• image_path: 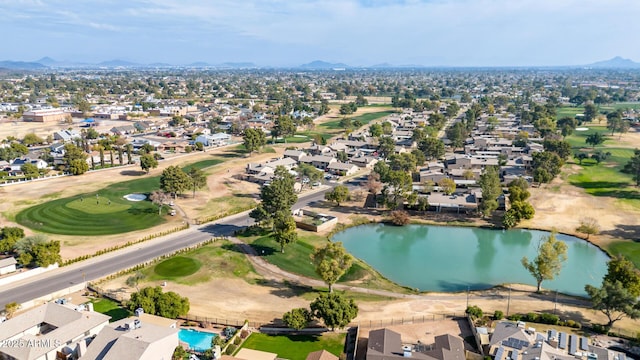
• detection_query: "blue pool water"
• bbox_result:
[178,329,216,351]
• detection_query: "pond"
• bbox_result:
[332,224,608,296]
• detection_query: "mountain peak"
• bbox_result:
[588,56,640,69]
[299,60,349,69]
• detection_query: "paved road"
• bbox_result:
[0,187,332,306]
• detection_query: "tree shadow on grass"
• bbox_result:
[601,224,640,240]
[569,180,630,189]
[120,170,147,176]
[127,207,157,215]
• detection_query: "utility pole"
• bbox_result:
[506,286,512,317]
[466,286,470,309]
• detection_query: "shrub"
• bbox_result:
[466,305,483,319]
[233,336,242,345]
[240,330,249,339]
[562,320,581,329]
[223,326,237,338]
[507,314,522,321]
[225,344,237,355]
[591,324,610,335]
[523,313,539,323]
[389,210,411,226]
[538,313,559,325]
[493,310,504,320]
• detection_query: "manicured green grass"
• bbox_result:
[249,231,325,280]
[143,240,256,285]
[91,298,131,322]
[319,110,395,130]
[556,106,584,120]
[15,159,224,235]
[606,241,640,269]
[597,102,640,111]
[154,257,202,277]
[242,229,412,294]
[568,164,639,199]
[239,332,346,360]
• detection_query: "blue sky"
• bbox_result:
[2,0,639,66]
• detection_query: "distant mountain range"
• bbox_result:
[1,56,640,70]
[585,56,640,69]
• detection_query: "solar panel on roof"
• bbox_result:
[580,337,589,351]
[549,329,557,339]
[558,333,567,349]
[569,335,578,355]
[496,346,505,360]
[511,350,519,360]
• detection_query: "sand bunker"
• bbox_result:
[575,127,589,131]
[123,193,147,201]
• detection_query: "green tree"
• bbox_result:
[173,346,189,360]
[557,117,578,138]
[532,151,563,183]
[63,143,88,175]
[273,214,297,253]
[0,227,25,253]
[282,308,312,330]
[576,217,600,240]
[128,286,189,319]
[478,166,501,218]
[310,293,358,330]
[418,137,445,160]
[187,167,207,198]
[623,149,640,186]
[502,209,519,229]
[126,271,145,290]
[250,166,298,229]
[297,163,324,184]
[21,163,40,179]
[586,132,605,148]
[369,123,383,138]
[585,280,640,330]
[377,136,396,159]
[272,116,296,141]
[311,242,353,293]
[140,153,158,174]
[584,103,598,122]
[438,178,456,195]
[543,139,572,161]
[603,255,640,297]
[22,133,43,146]
[445,122,467,150]
[389,153,417,172]
[14,234,61,268]
[325,185,350,206]
[160,166,192,199]
[243,127,267,154]
[521,232,568,292]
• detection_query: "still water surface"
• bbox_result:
[332,224,608,296]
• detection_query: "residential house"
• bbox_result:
[306,350,339,360]
[327,162,359,176]
[486,321,627,360]
[53,129,81,143]
[110,125,137,136]
[0,302,110,360]
[350,155,378,169]
[195,132,231,147]
[0,257,17,275]
[300,155,336,171]
[365,328,466,360]
[283,149,310,162]
[80,316,178,360]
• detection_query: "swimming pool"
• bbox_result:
[178,329,217,352]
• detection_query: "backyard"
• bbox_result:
[238,332,346,360]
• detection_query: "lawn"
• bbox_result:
[568,162,639,200]
[556,106,584,120]
[154,257,202,277]
[242,229,413,294]
[606,241,640,269]
[319,110,395,130]
[91,298,131,322]
[15,159,224,235]
[142,240,256,285]
[239,332,346,360]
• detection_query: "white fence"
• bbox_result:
[0,263,59,287]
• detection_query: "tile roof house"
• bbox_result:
[80,317,178,360]
[306,349,339,360]
[0,302,110,360]
[366,328,466,360]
